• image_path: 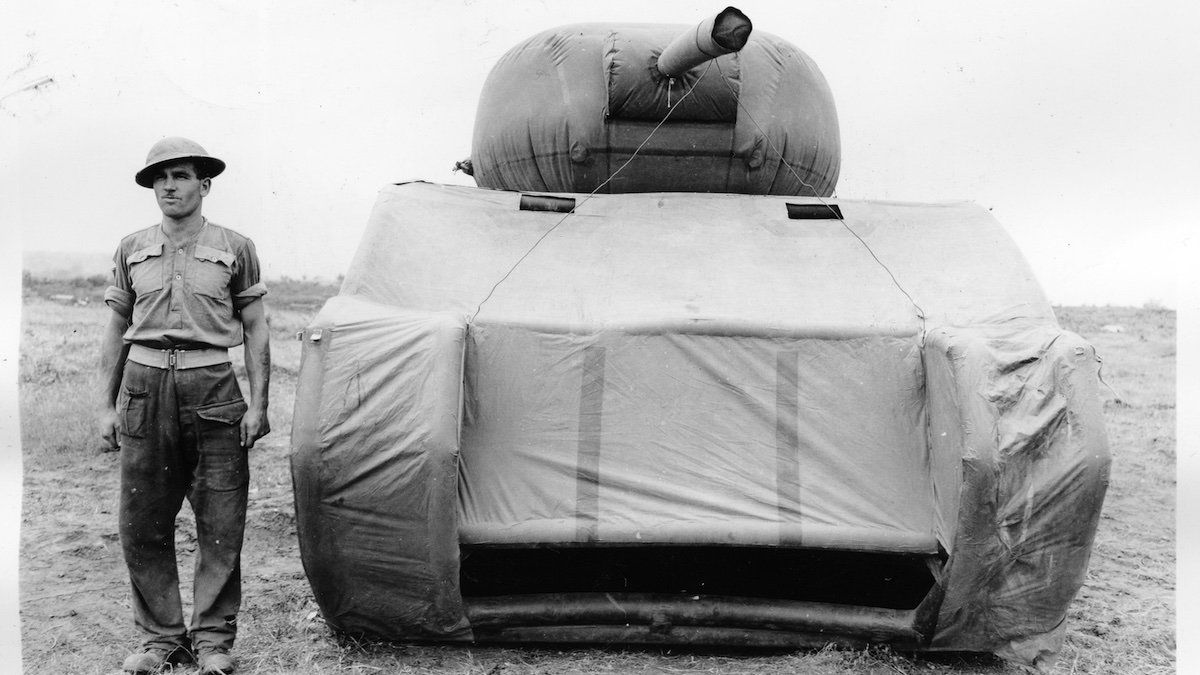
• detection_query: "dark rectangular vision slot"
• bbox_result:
[520,194,576,213]
[460,545,940,611]
[787,203,843,220]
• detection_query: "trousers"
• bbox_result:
[117,360,249,653]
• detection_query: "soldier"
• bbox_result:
[98,137,270,674]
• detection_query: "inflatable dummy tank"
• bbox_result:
[291,8,1109,667]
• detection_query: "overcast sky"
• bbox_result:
[3,0,1197,308]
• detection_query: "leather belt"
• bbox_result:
[127,344,230,370]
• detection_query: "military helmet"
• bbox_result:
[135,136,226,188]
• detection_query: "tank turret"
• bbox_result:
[468,8,840,196]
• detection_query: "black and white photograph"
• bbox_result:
[3,1,1194,673]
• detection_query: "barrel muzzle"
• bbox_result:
[655,6,752,78]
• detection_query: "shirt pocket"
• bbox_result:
[191,244,236,300]
[126,243,165,295]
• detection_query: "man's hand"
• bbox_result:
[99,406,121,452]
[240,406,270,449]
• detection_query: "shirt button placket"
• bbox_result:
[168,245,183,313]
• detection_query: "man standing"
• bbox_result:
[99,137,270,674]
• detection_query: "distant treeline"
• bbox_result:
[22,272,342,311]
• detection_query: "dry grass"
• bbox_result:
[1051,306,1176,675]
[18,285,1175,674]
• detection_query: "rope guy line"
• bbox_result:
[713,59,927,344]
[468,62,716,324]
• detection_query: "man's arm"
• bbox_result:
[239,298,271,448]
[98,310,131,451]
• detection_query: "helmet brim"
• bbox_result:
[135,155,226,188]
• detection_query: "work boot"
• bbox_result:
[122,645,193,673]
[198,649,237,674]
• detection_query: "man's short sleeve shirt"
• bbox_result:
[104,221,267,348]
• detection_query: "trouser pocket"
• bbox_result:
[119,389,150,438]
[194,399,249,492]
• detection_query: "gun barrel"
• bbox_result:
[656,6,753,78]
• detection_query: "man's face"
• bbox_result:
[152,161,209,219]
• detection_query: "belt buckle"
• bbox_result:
[168,349,178,369]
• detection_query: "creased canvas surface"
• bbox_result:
[291,183,1107,662]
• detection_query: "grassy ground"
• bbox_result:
[18,277,1175,674]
